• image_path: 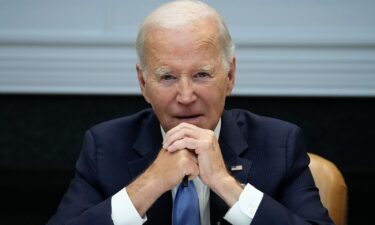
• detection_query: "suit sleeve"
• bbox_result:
[46,130,114,225]
[250,126,334,225]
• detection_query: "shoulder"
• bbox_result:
[224,109,308,180]
[226,108,299,133]
[223,109,303,149]
[88,108,156,140]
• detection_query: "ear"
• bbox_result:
[136,64,151,103]
[226,57,236,96]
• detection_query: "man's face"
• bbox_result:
[137,19,235,132]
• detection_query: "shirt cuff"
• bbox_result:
[111,188,147,225]
[224,183,263,225]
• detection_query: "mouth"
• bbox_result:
[176,115,200,119]
[174,114,203,123]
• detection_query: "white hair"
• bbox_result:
[136,0,235,76]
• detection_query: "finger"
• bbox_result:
[164,123,197,144]
[183,150,199,164]
[188,174,198,181]
[166,137,198,152]
[176,150,199,179]
[163,123,190,146]
[185,162,200,180]
[163,126,199,149]
[190,153,198,164]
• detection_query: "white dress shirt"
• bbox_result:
[111,119,264,225]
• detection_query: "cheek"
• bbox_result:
[206,84,228,110]
[199,87,225,107]
[211,78,228,97]
[148,88,175,110]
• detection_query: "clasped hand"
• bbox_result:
[127,123,242,216]
[156,122,229,191]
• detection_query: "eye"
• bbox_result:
[160,74,176,81]
[194,72,210,79]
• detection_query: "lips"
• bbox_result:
[174,114,203,124]
[166,113,206,128]
[176,115,201,119]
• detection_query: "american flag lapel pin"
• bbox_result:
[231,165,243,171]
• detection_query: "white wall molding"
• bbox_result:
[1,0,375,96]
[1,37,375,96]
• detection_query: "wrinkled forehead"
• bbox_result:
[145,19,221,55]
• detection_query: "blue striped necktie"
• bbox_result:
[172,180,201,225]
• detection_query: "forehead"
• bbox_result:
[144,20,222,64]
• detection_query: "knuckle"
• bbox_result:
[208,130,216,140]
[178,152,190,164]
[179,122,188,129]
[201,139,211,148]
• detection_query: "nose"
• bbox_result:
[176,77,197,104]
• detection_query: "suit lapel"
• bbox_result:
[220,110,253,185]
[210,110,253,224]
[128,113,163,179]
[127,111,173,225]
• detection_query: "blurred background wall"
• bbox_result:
[1,0,374,224]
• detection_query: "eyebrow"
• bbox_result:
[152,64,214,77]
[153,67,171,77]
[199,65,214,72]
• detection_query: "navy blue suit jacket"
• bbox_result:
[47,108,333,225]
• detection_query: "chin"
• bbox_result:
[170,116,205,128]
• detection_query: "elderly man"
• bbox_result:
[47,1,333,225]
